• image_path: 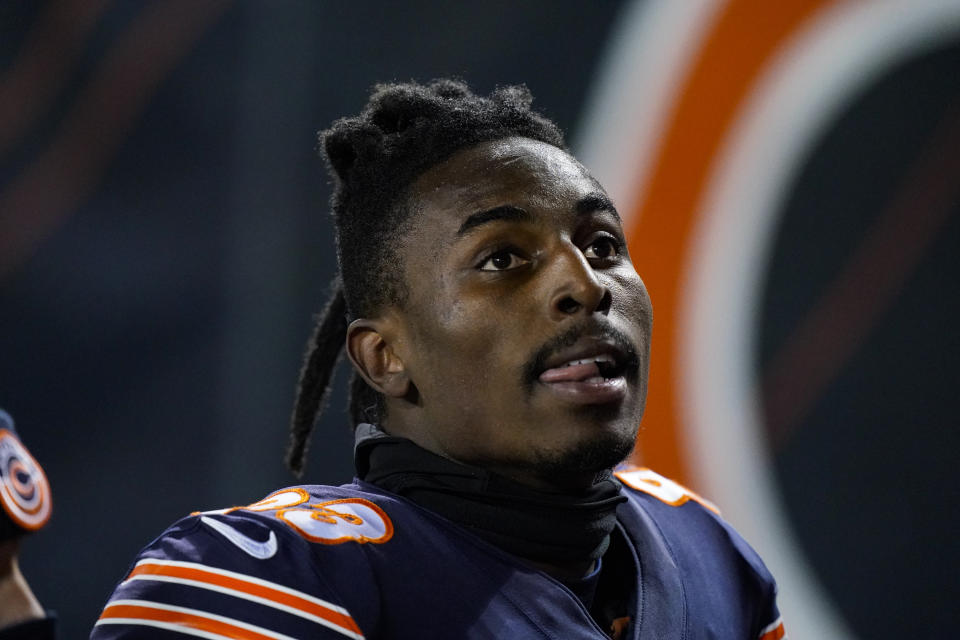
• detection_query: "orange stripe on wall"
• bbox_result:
[627,0,835,484]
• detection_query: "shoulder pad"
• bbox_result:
[193,486,394,547]
[615,466,720,514]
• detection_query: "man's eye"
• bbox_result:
[583,236,620,260]
[478,250,529,271]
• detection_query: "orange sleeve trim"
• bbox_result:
[99,603,282,640]
[126,562,362,635]
[758,618,786,640]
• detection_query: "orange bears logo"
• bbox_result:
[0,428,53,531]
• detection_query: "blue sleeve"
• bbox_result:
[90,511,368,639]
[755,592,786,639]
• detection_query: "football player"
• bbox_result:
[92,80,786,639]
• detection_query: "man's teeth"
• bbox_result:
[538,353,623,383]
[560,354,616,368]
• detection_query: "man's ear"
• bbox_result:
[345,318,411,399]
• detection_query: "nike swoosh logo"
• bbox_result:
[201,515,278,560]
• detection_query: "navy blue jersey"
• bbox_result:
[91,467,785,639]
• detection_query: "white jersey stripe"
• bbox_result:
[95,618,244,640]
[123,573,363,639]
[97,599,300,639]
[122,559,363,638]
[128,558,351,616]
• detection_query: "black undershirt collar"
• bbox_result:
[354,423,627,568]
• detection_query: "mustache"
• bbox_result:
[521,320,641,388]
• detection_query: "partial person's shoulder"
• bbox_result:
[130,482,399,568]
[614,466,785,638]
[90,482,396,639]
[614,466,721,520]
[195,483,398,550]
[614,466,775,585]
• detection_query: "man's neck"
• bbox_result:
[356,424,626,580]
[375,417,603,493]
[471,461,605,494]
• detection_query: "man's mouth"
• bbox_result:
[538,353,624,384]
[530,334,637,406]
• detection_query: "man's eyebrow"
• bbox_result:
[457,205,532,236]
[576,192,620,220]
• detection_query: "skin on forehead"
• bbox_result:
[410,138,603,227]
[355,136,652,490]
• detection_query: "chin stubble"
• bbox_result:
[529,426,637,478]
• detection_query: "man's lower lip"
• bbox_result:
[538,376,628,405]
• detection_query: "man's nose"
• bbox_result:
[548,246,611,319]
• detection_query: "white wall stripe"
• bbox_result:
[574,0,727,220]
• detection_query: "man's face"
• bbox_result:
[386,137,652,488]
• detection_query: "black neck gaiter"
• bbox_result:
[355,423,626,566]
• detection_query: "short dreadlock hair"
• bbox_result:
[286,78,566,475]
